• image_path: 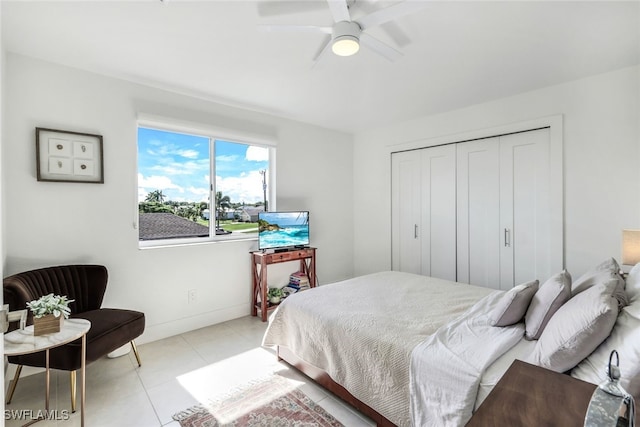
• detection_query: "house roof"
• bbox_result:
[241,206,265,216]
[139,213,209,241]
[3,2,638,133]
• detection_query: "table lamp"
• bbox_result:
[622,229,640,273]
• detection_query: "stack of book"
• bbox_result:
[286,271,310,293]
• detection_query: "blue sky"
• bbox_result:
[137,127,269,205]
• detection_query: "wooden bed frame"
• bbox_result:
[277,345,396,427]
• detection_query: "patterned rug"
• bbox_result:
[172,373,344,427]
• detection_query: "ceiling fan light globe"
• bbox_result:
[332,36,360,56]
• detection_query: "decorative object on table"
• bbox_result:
[172,373,343,427]
[26,293,74,336]
[36,127,104,183]
[0,304,28,333]
[267,287,284,304]
[584,350,636,427]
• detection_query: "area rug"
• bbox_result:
[172,373,344,427]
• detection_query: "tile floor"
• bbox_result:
[4,315,375,426]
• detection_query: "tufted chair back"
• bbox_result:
[3,265,108,326]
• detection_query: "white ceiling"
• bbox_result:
[2,1,639,133]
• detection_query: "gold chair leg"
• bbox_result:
[131,341,142,367]
[6,365,23,404]
[70,370,76,413]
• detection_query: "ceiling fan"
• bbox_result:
[259,0,428,62]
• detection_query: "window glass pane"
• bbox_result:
[214,140,269,237]
[138,127,211,241]
[137,126,272,244]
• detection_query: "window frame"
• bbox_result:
[136,116,276,249]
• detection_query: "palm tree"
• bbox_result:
[215,191,232,230]
[145,189,165,203]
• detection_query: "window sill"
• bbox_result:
[138,234,257,250]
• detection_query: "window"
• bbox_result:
[137,125,272,246]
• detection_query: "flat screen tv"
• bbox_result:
[258,211,310,251]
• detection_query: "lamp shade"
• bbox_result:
[622,229,640,265]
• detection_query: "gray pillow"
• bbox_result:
[571,258,628,308]
[524,270,572,340]
[572,258,619,296]
[489,280,539,326]
[571,301,640,399]
[526,279,620,373]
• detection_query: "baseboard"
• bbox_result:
[136,304,251,345]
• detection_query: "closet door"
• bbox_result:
[420,145,456,281]
[391,150,422,274]
[499,128,551,288]
[391,145,456,280]
[456,138,501,288]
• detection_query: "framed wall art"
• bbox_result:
[36,127,104,183]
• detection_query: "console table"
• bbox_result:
[251,247,316,321]
[4,318,91,427]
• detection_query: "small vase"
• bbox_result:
[269,297,281,304]
[33,314,64,336]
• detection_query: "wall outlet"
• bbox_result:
[188,289,197,304]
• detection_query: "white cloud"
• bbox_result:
[177,149,199,159]
[216,169,266,204]
[246,146,268,162]
[138,174,184,201]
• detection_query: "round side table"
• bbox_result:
[4,318,91,426]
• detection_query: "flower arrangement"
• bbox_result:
[26,294,74,319]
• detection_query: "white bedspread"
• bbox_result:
[410,291,525,427]
[262,271,495,426]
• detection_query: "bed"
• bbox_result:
[262,263,640,427]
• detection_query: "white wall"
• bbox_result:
[2,53,354,343]
[353,65,640,279]
[0,2,6,418]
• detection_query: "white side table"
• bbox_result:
[4,318,91,426]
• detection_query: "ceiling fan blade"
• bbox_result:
[258,24,332,34]
[312,35,333,64]
[353,1,411,47]
[327,0,351,23]
[257,1,326,17]
[358,1,429,30]
[360,32,403,61]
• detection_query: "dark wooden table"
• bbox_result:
[467,360,597,426]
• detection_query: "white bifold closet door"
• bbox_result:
[456,128,552,290]
[456,138,501,288]
[498,128,552,289]
[392,127,555,290]
[391,145,456,280]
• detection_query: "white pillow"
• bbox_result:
[488,280,539,327]
[526,279,619,373]
[524,270,572,340]
[571,300,640,399]
[625,262,640,303]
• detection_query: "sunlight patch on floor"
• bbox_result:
[175,346,304,405]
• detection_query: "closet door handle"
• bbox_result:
[504,228,511,247]
[414,224,418,239]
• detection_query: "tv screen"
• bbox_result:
[258,211,310,250]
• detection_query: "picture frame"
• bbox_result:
[36,127,104,183]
